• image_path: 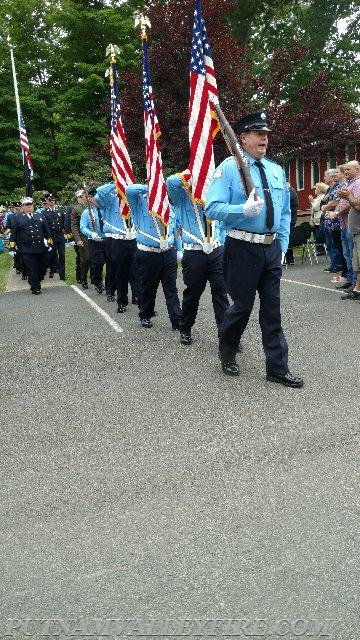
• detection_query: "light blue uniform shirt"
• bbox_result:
[4,210,15,231]
[125,184,182,250]
[205,155,291,252]
[166,174,223,247]
[95,182,129,237]
[80,207,105,239]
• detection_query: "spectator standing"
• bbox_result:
[321,169,343,272]
[334,161,360,292]
[308,182,328,254]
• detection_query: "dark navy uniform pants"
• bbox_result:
[49,239,65,279]
[181,246,229,337]
[21,252,49,292]
[220,236,289,375]
[103,237,113,294]
[111,238,141,305]
[88,239,107,288]
[136,245,181,326]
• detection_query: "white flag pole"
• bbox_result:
[8,38,25,166]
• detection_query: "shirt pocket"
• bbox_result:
[269,174,285,208]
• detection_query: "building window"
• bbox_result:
[296,159,304,190]
[327,155,337,169]
[345,142,356,161]
[311,161,320,187]
[280,161,290,182]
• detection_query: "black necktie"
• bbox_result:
[98,210,104,234]
[254,161,274,231]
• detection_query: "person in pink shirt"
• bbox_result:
[335,161,360,292]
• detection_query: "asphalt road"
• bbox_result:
[0,258,358,640]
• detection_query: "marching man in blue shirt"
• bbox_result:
[205,111,303,387]
[125,183,182,329]
[80,188,110,294]
[167,173,230,347]
[94,182,141,312]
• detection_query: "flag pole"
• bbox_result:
[8,37,32,196]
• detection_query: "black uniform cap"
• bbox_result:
[233,111,271,134]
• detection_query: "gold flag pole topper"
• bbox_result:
[134,12,151,39]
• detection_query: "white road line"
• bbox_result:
[282,278,342,293]
[71,285,123,333]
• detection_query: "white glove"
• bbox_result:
[177,251,183,262]
[9,251,15,257]
[43,239,48,247]
[91,232,99,240]
[243,189,264,217]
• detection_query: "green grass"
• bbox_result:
[0,252,12,293]
[65,247,78,285]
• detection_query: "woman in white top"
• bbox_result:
[309,182,328,255]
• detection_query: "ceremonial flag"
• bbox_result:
[141,35,170,226]
[186,0,219,204]
[19,111,33,177]
[109,58,135,219]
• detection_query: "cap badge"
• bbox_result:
[261,113,266,120]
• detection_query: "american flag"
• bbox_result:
[109,59,135,219]
[20,111,33,177]
[141,36,170,226]
[186,0,219,204]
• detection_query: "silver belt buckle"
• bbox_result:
[253,234,262,244]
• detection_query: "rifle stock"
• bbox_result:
[83,182,97,231]
[214,104,256,199]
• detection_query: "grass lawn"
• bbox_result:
[0,252,12,293]
[64,247,78,285]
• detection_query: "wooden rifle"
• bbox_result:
[214,104,257,199]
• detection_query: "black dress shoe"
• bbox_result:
[117,304,126,313]
[341,289,360,300]
[140,318,153,328]
[180,333,192,346]
[32,289,42,295]
[266,371,304,388]
[218,352,239,376]
[107,294,115,302]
